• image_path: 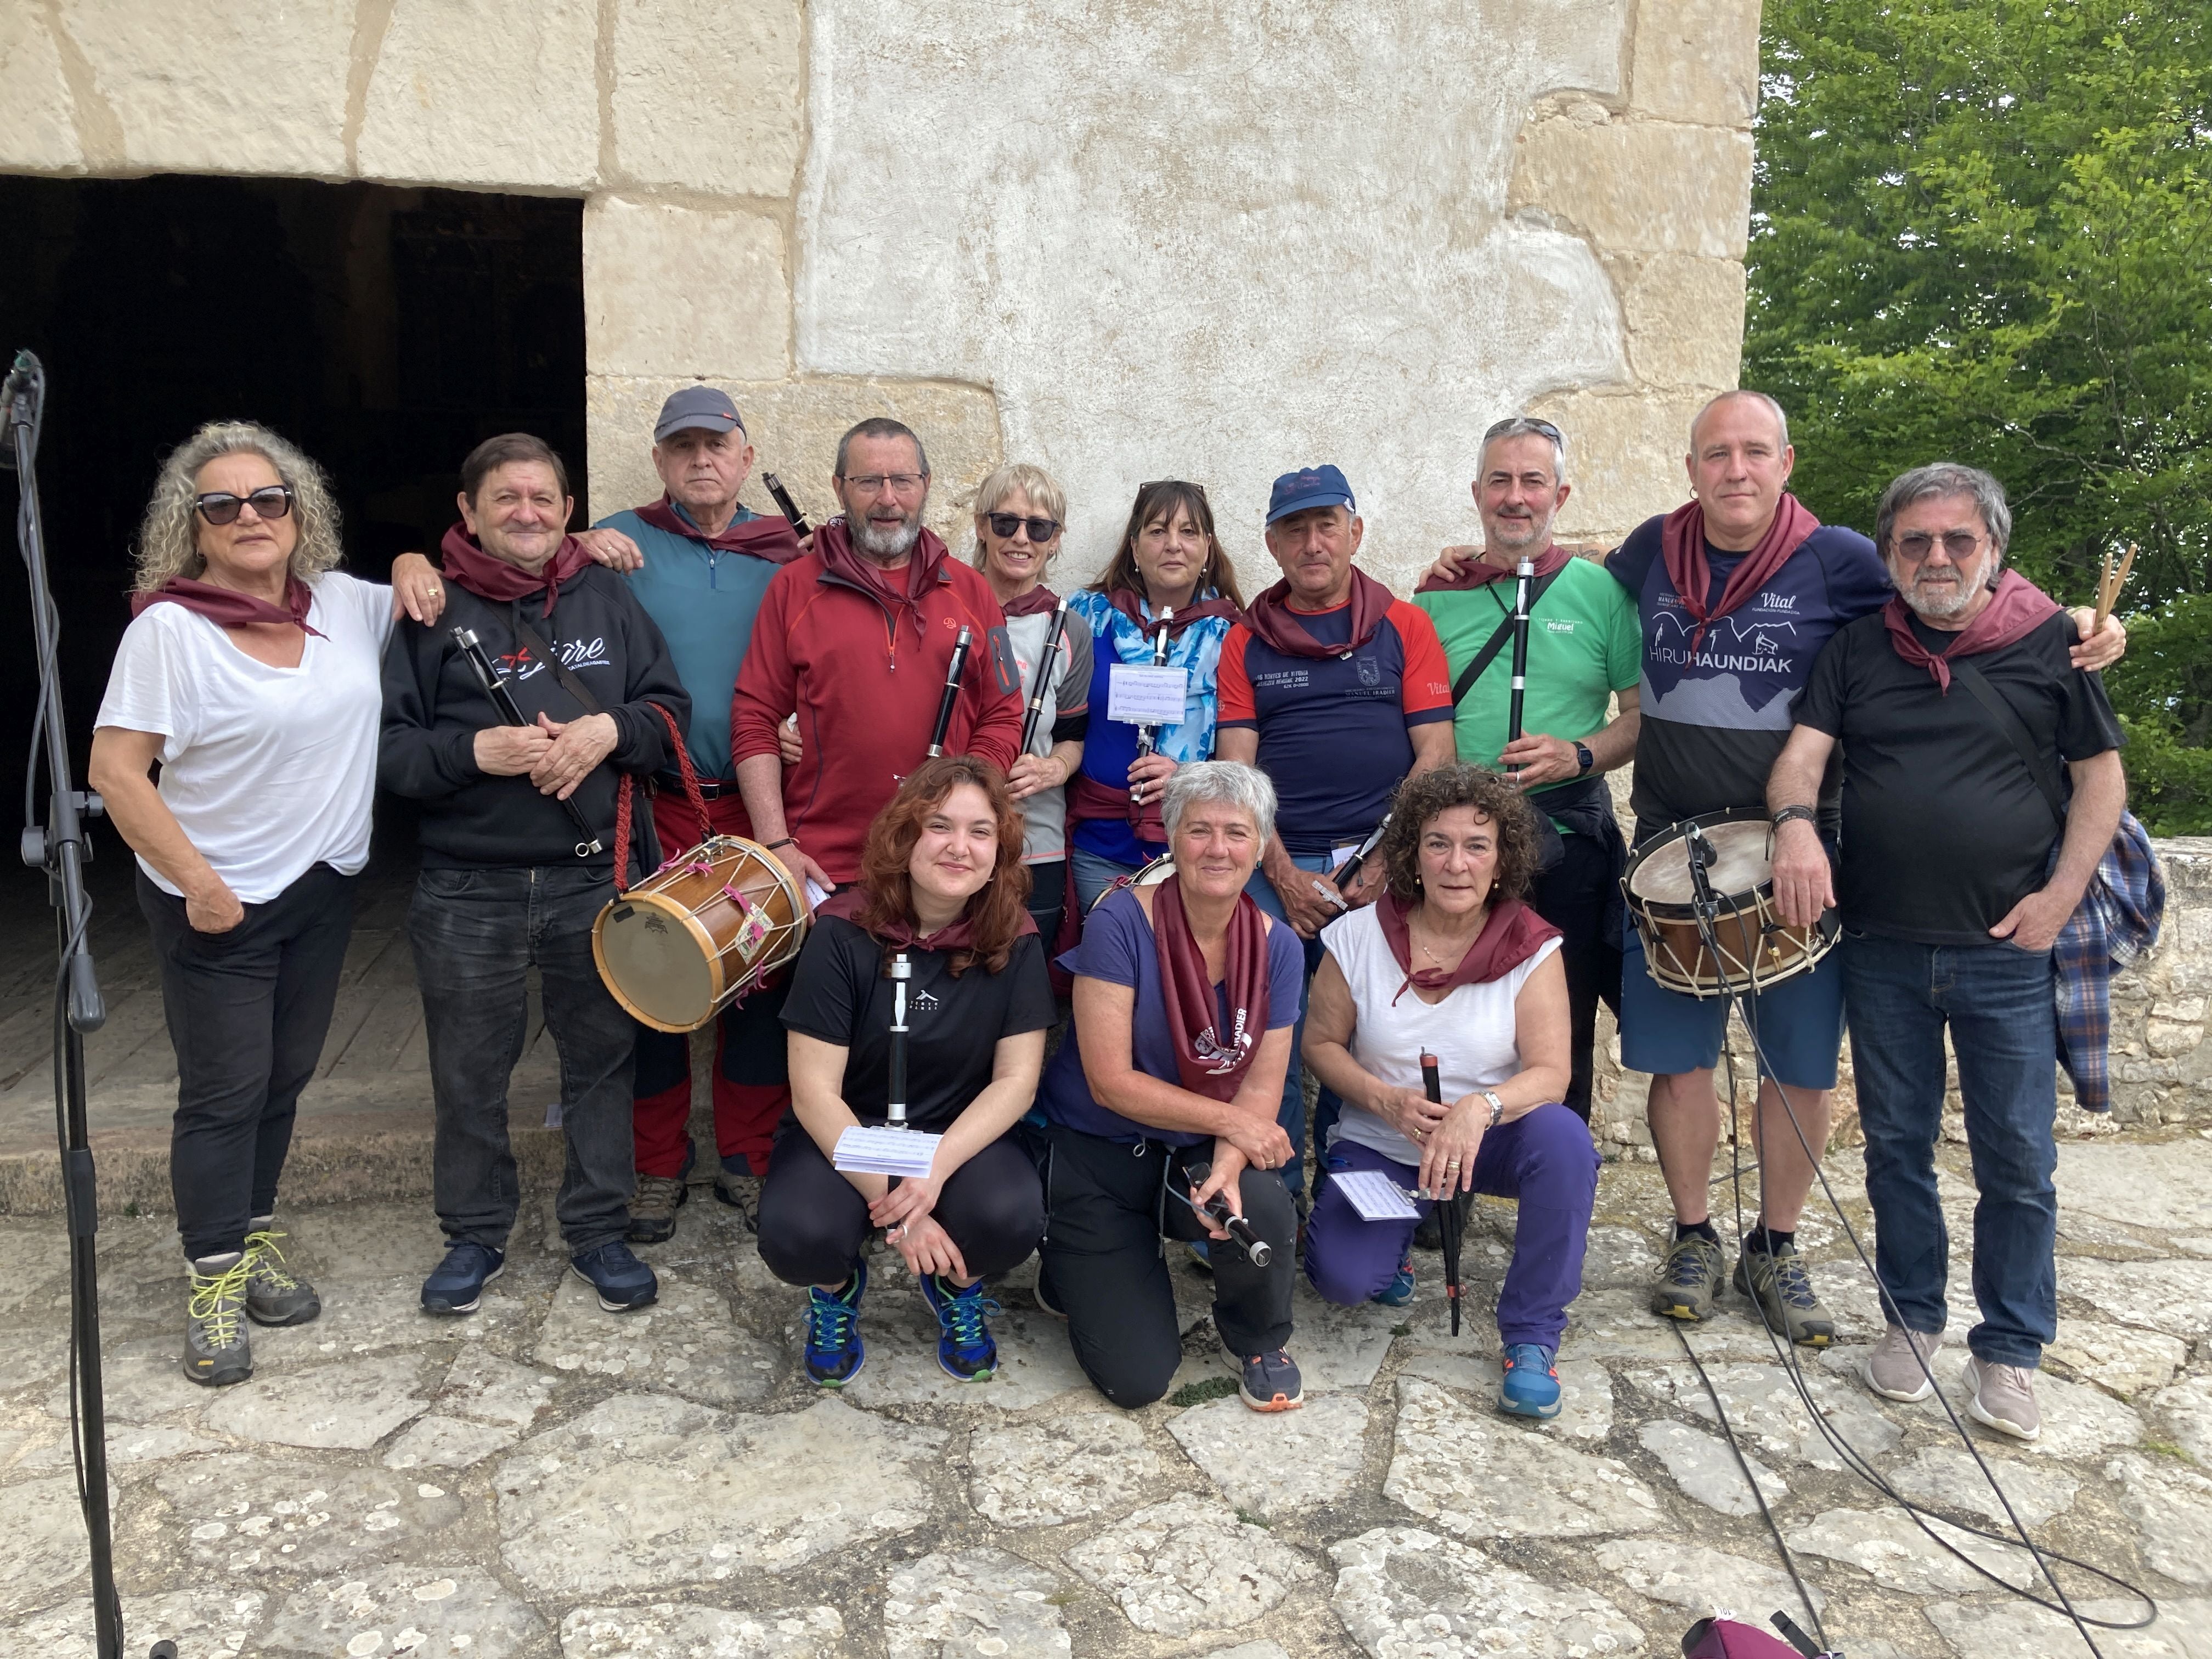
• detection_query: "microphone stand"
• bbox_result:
[927,627,973,759]
[1505,554,1533,773]
[6,350,172,1658]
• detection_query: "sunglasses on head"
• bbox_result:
[1140,478,1208,496]
[986,511,1060,543]
[194,486,294,526]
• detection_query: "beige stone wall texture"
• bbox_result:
[0,0,1756,573]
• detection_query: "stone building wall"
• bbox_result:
[1,0,1759,585]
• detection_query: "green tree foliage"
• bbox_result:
[1746,0,2212,831]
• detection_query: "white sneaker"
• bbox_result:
[1963,1352,2041,1441]
[1863,1324,1943,1402]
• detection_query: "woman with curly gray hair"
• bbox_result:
[1301,764,1596,1421]
[87,420,446,1389]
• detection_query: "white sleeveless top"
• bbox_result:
[1319,902,1561,1167]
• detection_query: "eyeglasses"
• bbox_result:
[985,512,1061,543]
[1483,416,1564,442]
[194,486,294,525]
[838,472,927,496]
[1892,530,1985,563]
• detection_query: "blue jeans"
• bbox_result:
[1841,931,2059,1368]
[1071,847,1154,918]
[409,865,637,1256]
[1246,854,1337,1201]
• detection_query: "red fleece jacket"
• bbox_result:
[731,527,1023,882]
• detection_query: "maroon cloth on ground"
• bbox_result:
[1881,569,2064,693]
[1150,872,1270,1101]
[439,522,595,618]
[1660,492,1821,654]
[1375,892,1560,1006]
[1414,542,1572,595]
[813,518,951,636]
[131,575,326,639]
[998,583,1062,619]
[1240,568,1396,658]
[633,496,803,565]
[817,884,1037,960]
[1101,588,1242,634]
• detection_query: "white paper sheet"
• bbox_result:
[1333,1168,1421,1222]
[832,1124,943,1178]
[1107,662,1188,724]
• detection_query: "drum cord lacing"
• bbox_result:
[612,702,712,894]
[1671,882,2155,1658]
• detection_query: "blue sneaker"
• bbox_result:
[1499,1342,1563,1419]
[1372,1248,1416,1308]
[804,1263,867,1386]
[921,1274,1000,1381]
[571,1241,659,1311]
[421,1242,504,1316]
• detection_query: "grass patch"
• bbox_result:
[1391,1322,1412,1338]
[1167,1375,1238,1408]
[2143,1436,2194,1463]
[1235,1507,1272,1528]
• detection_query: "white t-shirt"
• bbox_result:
[1318,901,1562,1167]
[95,572,395,904]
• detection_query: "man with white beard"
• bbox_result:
[1768,462,2126,1443]
[732,418,1023,889]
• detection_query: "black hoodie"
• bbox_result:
[380,563,690,872]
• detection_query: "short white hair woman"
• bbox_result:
[87,421,445,1387]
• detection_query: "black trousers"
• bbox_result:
[1528,828,1623,1124]
[140,863,357,1260]
[1039,1124,1297,1409]
[756,1124,1045,1287]
[1024,857,1066,955]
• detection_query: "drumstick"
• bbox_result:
[452,627,604,857]
[1017,597,1071,756]
[927,625,974,759]
[2092,542,2136,636]
[1130,609,1174,806]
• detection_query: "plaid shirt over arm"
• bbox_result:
[2052,810,2164,1113]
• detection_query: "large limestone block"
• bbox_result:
[2,1586,268,1659]
[155,1453,468,1578]
[585,374,1003,543]
[969,1410,1161,1526]
[611,0,804,196]
[199,1351,434,1451]
[1630,0,1762,126]
[1328,1527,1645,1658]
[1064,1494,1317,1637]
[1169,1391,1368,1520]
[1529,390,1706,546]
[2061,1255,2212,1341]
[262,1566,547,1659]
[50,0,351,176]
[585,198,790,381]
[1385,1378,1660,1538]
[884,1549,1071,1659]
[358,0,600,189]
[0,10,82,172]
[1512,109,1756,259]
[1623,254,1747,389]
[560,1602,845,1657]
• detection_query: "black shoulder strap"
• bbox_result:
[510,606,605,715]
[1449,564,1566,707]
[1950,658,2067,824]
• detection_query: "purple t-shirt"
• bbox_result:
[1040,886,1304,1146]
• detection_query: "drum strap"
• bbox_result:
[1949,661,2068,828]
[1449,565,1565,707]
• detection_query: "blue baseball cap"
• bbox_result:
[653,386,746,442]
[1266,464,1356,524]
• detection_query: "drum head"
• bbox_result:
[1627,818,1773,904]
[1089,854,1176,912]
[597,896,718,1030]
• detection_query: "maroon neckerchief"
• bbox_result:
[1882,569,2062,693]
[1102,587,1242,635]
[1240,567,1396,658]
[998,583,1062,619]
[1376,891,1560,1006]
[633,496,802,565]
[1414,541,1572,595]
[1150,872,1270,1102]
[1660,492,1821,655]
[814,518,952,641]
[818,884,1036,960]
[440,523,595,619]
[131,575,326,639]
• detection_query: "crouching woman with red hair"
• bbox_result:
[758,757,1056,1386]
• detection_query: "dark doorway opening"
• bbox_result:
[0,173,586,835]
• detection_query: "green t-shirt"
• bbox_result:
[1411,554,1641,796]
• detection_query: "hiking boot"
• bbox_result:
[921,1273,1000,1382]
[1372,1249,1416,1309]
[1651,1230,1725,1322]
[1499,1342,1562,1419]
[627,1173,687,1244]
[804,1263,867,1386]
[240,1221,320,1327]
[571,1242,658,1311]
[182,1251,252,1387]
[421,1242,505,1316]
[1864,1324,1943,1402]
[1733,1235,1835,1347]
[713,1166,761,1233]
[1964,1353,2042,1441]
[1413,1208,1443,1251]
[1232,1346,1304,1412]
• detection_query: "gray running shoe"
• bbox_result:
[1230,1346,1304,1412]
[1864,1324,1943,1402]
[627,1173,687,1244]
[241,1222,320,1327]
[1650,1231,1725,1323]
[1964,1353,2041,1441]
[1733,1236,1835,1347]
[183,1251,252,1387]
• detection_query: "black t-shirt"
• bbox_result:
[779,916,1056,1131]
[1795,610,2124,944]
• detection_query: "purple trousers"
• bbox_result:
[1305,1104,1599,1351]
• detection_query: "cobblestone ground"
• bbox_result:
[2,1132,2208,1658]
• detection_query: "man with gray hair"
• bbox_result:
[1768,462,2126,1441]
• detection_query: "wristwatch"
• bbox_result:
[1481,1089,1506,1128]
[1770,805,1818,832]
[1573,742,1595,775]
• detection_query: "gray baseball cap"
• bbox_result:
[653,386,746,442]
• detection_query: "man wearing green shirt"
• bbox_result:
[1414,416,1641,1120]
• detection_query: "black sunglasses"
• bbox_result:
[1139,478,1209,496]
[985,511,1061,543]
[195,486,294,526]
